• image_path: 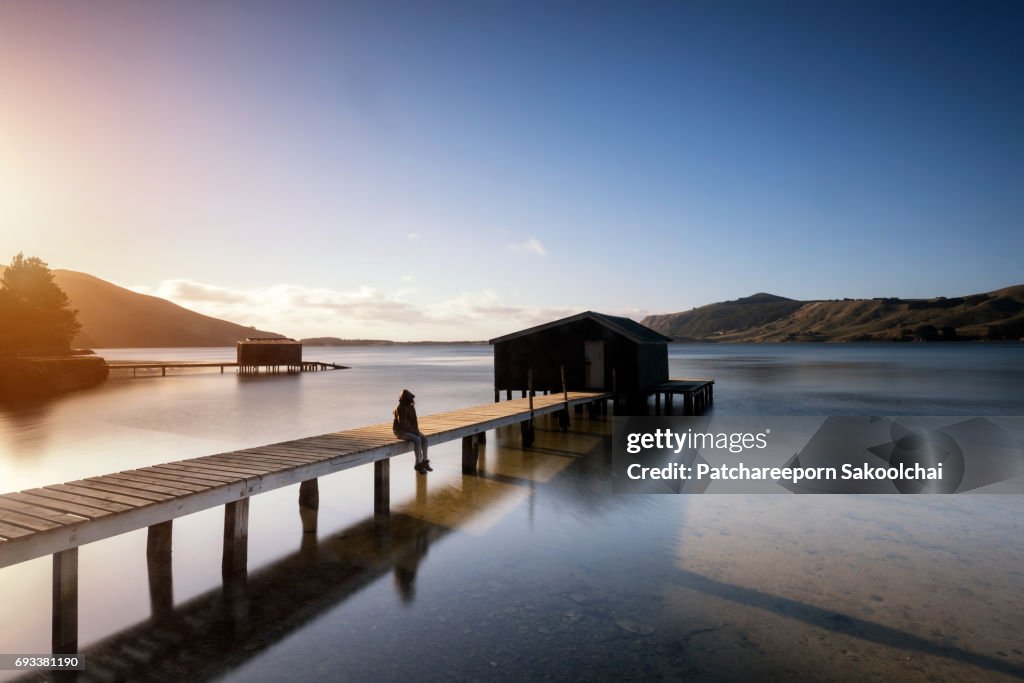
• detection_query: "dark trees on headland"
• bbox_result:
[0,253,81,354]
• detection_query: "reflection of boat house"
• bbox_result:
[489,311,671,397]
[236,338,302,372]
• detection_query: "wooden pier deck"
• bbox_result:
[106,360,348,375]
[0,390,609,653]
[650,377,715,415]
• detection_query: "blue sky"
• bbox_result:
[2,1,1021,339]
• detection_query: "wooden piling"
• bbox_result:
[147,521,174,618]
[462,435,478,473]
[374,461,390,519]
[52,548,78,654]
[222,498,249,577]
[299,479,319,533]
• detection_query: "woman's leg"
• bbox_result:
[397,432,424,463]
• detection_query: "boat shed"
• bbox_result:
[489,312,672,395]
[236,338,302,372]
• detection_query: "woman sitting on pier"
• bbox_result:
[393,389,431,475]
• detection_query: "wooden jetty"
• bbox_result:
[0,391,610,654]
[106,360,347,376]
[648,378,715,415]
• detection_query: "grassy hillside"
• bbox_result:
[0,266,283,347]
[641,293,808,340]
[642,286,1024,342]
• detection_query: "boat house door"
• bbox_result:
[584,340,605,389]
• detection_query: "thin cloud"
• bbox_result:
[508,238,547,257]
[407,232,419,241]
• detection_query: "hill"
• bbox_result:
[641,286,1024,342]
[0,266,284,347]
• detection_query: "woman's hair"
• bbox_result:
[399,389,415,403]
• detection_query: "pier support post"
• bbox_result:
[655,392,662,415]
[520,420,535,448]
[299,479,319,533]
[222,498,249,577]
[462,435,478,473]
[684,393,694,416]
[494,389,499,403]
[665,393,672,415]
[374,460,390,518]
[506,389,512,400]
[147,521,174,618]
[709,384,714,404]
[52,549,78,655]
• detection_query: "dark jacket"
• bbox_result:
[393,390,421,435]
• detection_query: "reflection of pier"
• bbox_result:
[0,392,609,656]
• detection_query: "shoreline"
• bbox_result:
[0,355,108,399]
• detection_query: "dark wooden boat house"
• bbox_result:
[490,311,671,398]
[236,338,302,373]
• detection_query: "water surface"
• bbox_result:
[1,344,1022,681]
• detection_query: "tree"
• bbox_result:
[0,253,81,353]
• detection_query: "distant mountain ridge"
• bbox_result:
[641,286,1024,342]
[0,266,284,348]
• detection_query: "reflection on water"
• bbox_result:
[2,344,1024,682]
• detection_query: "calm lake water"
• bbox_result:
[1,343,1023,682]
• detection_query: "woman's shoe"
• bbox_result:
[414,462,426,475]
[422,460,434,472]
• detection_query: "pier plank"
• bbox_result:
[173,460,275,477]
[47,484,154,508]
[4,492,114,519]
[149,464,238,483]
[0,508,64,532]
[0,522,33,540]
[132,469,216,491]
[102,474,197,497]
[0,497,89,526]
[75,479,175,502]
[26,488,134,513]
